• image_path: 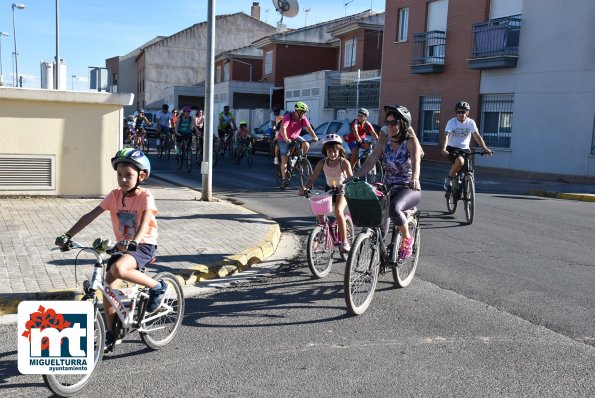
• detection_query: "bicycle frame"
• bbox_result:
[74,245,171,333]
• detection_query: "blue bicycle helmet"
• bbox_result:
[111,148,151,178]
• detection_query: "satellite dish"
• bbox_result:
[272,0,299,18]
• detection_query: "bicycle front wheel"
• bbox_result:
[246,145,253,167]
[446,189,457,214]
[344,229,380,315]
[43,308,105,397]
[464,175,475,225]
[164,137,172,161]
[307,224,334,278]
[227,140,234,159]
[185,145,193,172]
[299,158,313,187]
[176,145,183,169]
[157,136,164,158]
[392,216,420,288]
[140,272,185,349]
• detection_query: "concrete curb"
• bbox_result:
[0,222,282,317]
[528,190,595,203]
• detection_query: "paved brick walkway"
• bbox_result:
[0,178,280,314]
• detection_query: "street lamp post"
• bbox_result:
[12,3,25,87]
[0,32,9,86]
[71,74,76,90]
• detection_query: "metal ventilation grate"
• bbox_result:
[0,155,55,190]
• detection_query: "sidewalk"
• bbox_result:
[0,177,281,315]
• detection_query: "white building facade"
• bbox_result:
[477,0,595,177]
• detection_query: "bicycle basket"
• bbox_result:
[309,193,333,216]
[345,180,387,227]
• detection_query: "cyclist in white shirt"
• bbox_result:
[440,101,493,191]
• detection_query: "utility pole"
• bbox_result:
[201,0,215,201]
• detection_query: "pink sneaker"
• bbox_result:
[398,236,414,259]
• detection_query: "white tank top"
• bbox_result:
[323,158,347,188]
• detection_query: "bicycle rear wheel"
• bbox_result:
[392,216,420,288]
[307,224,334,278]
[344,229,379,315]
[464,175,475,225]
[140,272,185,349]
[157,135,164,158]
[365,160,384,185]
[339,215,355,262]
[43,308,105,397]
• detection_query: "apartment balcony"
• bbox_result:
[410,31,446,74]
[468,17,521,70]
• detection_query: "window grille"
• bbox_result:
[480,94,514,148]
[419,96,441,144]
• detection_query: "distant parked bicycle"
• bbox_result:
[304,189,355,278]
[43,238,184,397]
[445,150,491,225]
[350,138,383,185]
[275,141,313,189]
[343,179,421,315]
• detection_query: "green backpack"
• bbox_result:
[345,180,387,227]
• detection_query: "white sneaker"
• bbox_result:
[444,177,452,190]
[273,157,279,165]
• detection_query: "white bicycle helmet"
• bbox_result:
[323,134,343,145]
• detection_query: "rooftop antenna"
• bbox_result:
[345,0,354,16]
[272,0,299,32]
[265,8,270,23]
[304,7,311,27]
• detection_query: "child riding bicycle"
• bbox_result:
[346,107,379,168]
[299,134,353,252]
[234,120,252,157]
[55,148,167,351]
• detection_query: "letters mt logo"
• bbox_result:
[18,301,95,375]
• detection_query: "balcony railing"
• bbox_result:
[410,31,446,74]
[469,17,521,69]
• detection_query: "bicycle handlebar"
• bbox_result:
[302,187,340,198]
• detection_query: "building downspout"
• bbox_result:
[230,58,253,82]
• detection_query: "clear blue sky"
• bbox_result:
[0,0,383,90]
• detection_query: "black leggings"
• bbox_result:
[382,188,421,237]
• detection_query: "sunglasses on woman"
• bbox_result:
[385,119,400,126]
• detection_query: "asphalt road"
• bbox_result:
[1,150,593,397]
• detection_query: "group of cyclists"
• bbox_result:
[126,99,493,260]
[57,98,494,358]
[291,100,493,260]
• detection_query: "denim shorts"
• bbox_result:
[107,243,157,271]
[278,136,305,156]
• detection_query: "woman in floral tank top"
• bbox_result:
[350,105,422,259]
